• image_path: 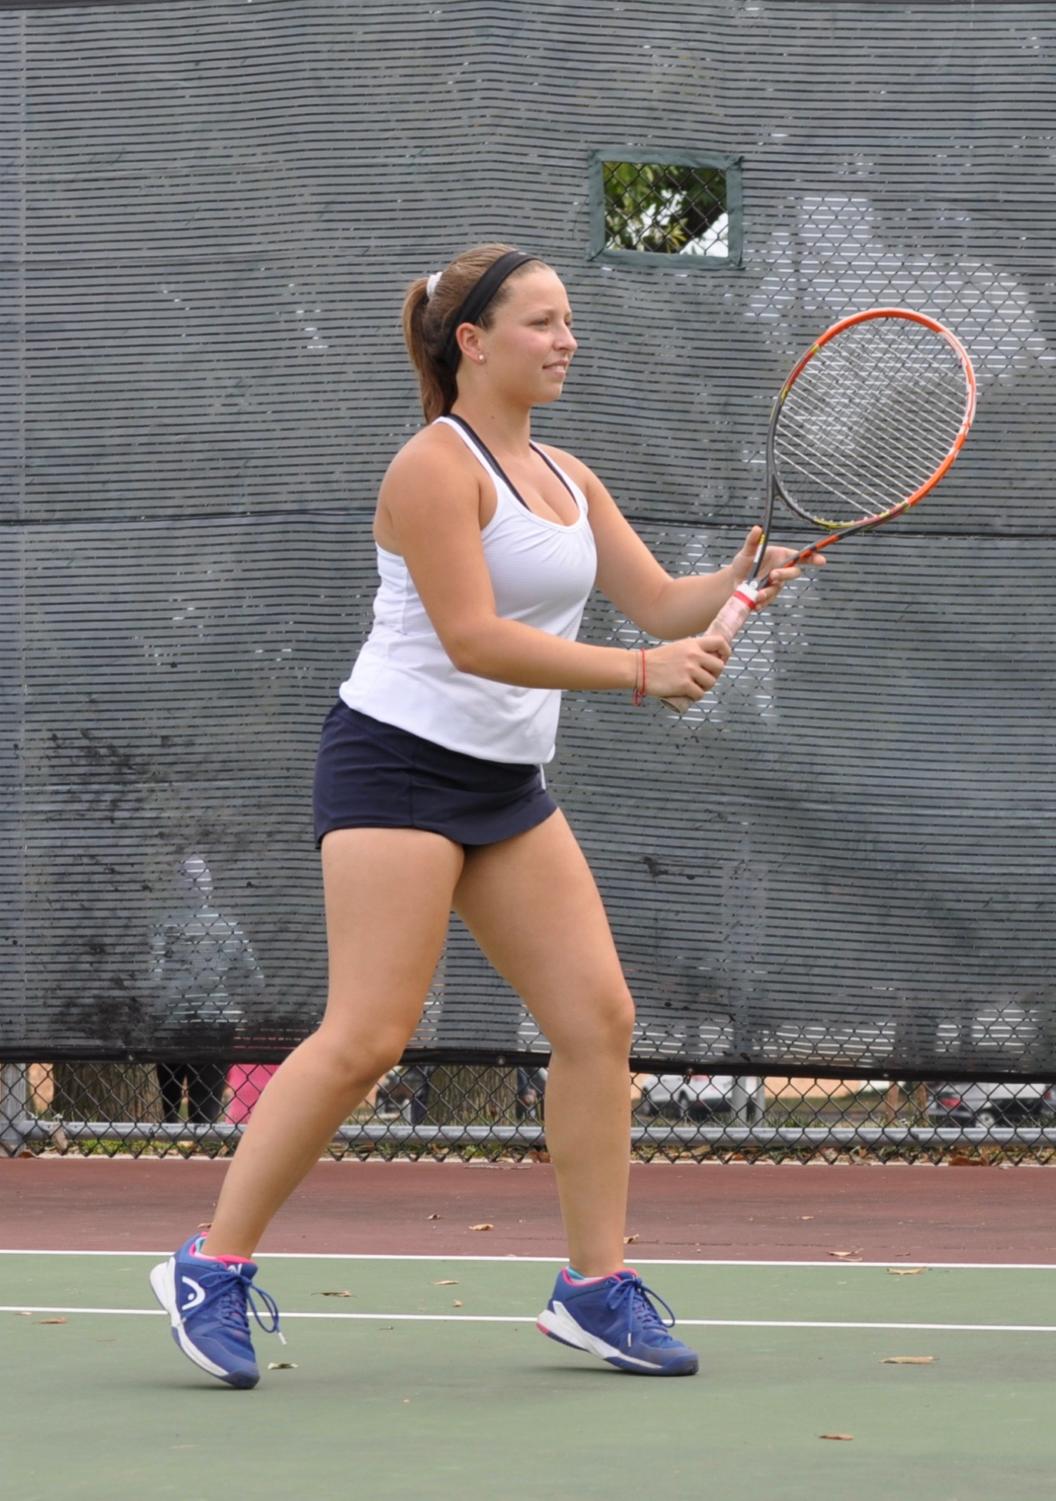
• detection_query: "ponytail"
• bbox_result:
[401,277,457,423]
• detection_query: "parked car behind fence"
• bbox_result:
[926,1081,1056,1129]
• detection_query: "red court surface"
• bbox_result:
[2,1159,1053,1261]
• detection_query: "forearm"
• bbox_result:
[453,618,638,692]
[646,564,739,640]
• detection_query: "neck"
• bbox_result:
[449,394,533,458]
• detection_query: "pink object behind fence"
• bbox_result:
[225,1064,279,1124]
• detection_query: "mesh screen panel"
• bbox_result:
[2,0,1054,1081]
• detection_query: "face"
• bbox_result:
[459,266,577,405]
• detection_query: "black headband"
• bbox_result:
[440,250,537,369]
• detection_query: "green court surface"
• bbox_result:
[3,1253,1054,1501]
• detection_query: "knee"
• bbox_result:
[553,986,636,1060]
[604,989,636,1053]
[315,1018,409,1091]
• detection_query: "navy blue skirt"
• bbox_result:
[313,701,559,849]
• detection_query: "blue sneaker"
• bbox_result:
[537,1267,699,1376]
[149,1233,284,1388]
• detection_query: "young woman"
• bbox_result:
[150,243,819,1388]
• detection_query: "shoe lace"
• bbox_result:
[212,1268,286,1346]
[604,1274,676,1343]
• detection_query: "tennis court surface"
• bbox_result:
[3,1160,1053,1500]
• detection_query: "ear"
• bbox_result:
[457,324,485,365]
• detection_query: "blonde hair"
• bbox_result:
[401,243,543,422]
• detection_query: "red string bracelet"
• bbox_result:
[632,648,647,706]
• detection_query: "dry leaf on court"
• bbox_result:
[887,1267,927,1277]
[267,1361,298,1370]
[469,1223,494,1232]
[624,1233,640,1245]
[882,1356,936,1365]
[819,1434,854,1441]
[36,1317,67,1325]
[319,1289,352,1298]
[828,1249,863,1260]
[800,1216,815,1221]
[453,1300,463,1308]
[433,1279,459,1286]
[427,1212,440,1221]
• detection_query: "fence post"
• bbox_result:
[0,1062,32,1156]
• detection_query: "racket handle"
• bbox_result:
[661,584,759,715]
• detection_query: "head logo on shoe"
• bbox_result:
[180,1276,207,1312]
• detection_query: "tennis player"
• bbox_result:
[149,243,817,1388]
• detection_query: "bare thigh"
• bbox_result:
[452,811,634,1052]
[320,827,464,1062]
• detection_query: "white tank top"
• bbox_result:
[339,415,598,764]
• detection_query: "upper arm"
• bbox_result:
[379,430,499,667]
[540,446,671,635]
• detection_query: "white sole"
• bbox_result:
[537,1301,664,1372]
[149,1258,233,1381]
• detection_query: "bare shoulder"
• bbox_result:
[380,423,484,515]
[377,422,484,549]
[384,420,477,488]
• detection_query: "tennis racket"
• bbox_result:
[663,307,977,713]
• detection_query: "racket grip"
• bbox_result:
[661,584,759,715]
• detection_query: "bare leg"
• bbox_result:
[454,812,634,1277]
[203,828,463,1258]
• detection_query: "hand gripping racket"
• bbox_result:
[663,307,976,713]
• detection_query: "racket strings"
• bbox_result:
[794,354,965,458]
[790,362,965,470]
[786,346,964,486]
[778,399,947,518]
[779,405,943,512]
[775,320,970,525]
[778,407,947,521]
[780,334,966,509]
[809,321,968,428]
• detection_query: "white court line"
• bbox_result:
[1,1250,1054,1270]
[3,1304,1055,1333]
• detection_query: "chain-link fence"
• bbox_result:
[4,1062,1055,1163]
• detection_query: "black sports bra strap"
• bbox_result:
[442,415,530,511]
[529,442,577,502]
[442,415,578,509]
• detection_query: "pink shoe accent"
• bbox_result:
[562,1266,632,1287]
[190,1239,253,1267]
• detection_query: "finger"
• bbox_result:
[691,663,723,690]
